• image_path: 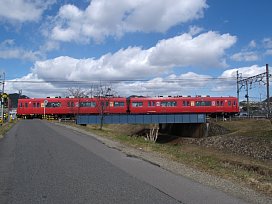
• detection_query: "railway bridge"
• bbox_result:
[76,113,208,138]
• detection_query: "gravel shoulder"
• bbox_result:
[56,122,272,204]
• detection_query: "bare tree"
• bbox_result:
[93,83,117,130]
[65,84,116,129]
[65,86,95,118]
[66,87,88,98]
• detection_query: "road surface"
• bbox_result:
[0,120,249,204]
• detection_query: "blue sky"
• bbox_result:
[0,0,271,101]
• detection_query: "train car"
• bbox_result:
[77,97,127,115]
[128,96,238,116]
[17,97,76,118]
[17,97,128,118]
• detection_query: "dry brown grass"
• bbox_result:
[69,119,272,196]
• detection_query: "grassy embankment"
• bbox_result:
[69,119,272,196]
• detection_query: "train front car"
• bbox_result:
[17,97,75,119]
[17,98,44,118]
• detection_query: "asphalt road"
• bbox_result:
[0,120,249,204]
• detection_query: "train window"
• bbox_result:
[228,101,231,106]
[183,101,190,106]
[46,102,61,108]
[132,102,143,107]
[68,101,75,107]
[196,101,211,106]
[114,102,124,107]
[196,101,201,106]
[161,101,177,107]
[20,103,23,107]
[233,101,236,106]
[216,101,224,106]
[79,102,96,107]
[100,102,109,107]
[25,103,28,108]
[205,101,211,106]
[33,102,39,108]
[148,101,156,107]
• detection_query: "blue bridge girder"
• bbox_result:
[76,114,206,125]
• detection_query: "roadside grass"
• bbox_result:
[0,121,16,139]
[65,121,272,196]
[217,119,272,139]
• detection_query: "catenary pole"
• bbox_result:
[266,64,270,117]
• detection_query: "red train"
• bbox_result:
[17,96,239,119]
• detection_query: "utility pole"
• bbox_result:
[266,64,270,117]
[1,72,5,124]
[237,64,271,117]
[236,70,240,102]
[245,80,249,116]
[19,89,22,98]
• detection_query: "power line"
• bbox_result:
[6,77,239,84]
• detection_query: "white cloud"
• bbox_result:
[265,49,272,56]
[31,47,160,81]
[0,49,41,61]
[220,65,266,78]
[48,0,208,43]
[248,40,257,48]
[40,40,60,52]
[231,51,259,62]
[6,73,61,98]
[31,31,236,83]
[0,0,55,22]
[212,65,267,93]
[263,38,272,49]
[115,72,212,97]
[6,71,215,98]
[0,39,42,61]
[149,31,236,67]
[188,25,204,36]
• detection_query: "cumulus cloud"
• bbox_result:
[212,65,267,93]
[48,0,208,43]
[31,48,159,81]
[149,31,236,67]
[6,73,62,98]
[220,65,266,78]
[0,0,55,22]
[231,51,259,62]
[30,31,236,83]
[115,72,213,96]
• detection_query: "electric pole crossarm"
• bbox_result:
[236,64,271,118]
